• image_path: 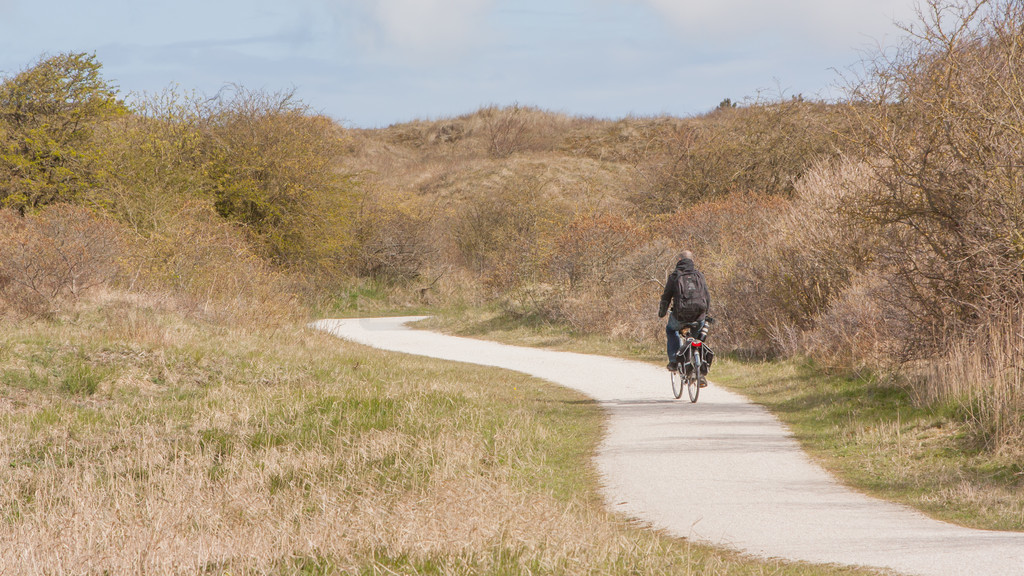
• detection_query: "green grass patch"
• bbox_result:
[416,306,661,362]
[312,278,435,319]
[60,358,107,396]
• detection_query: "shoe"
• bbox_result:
[698,379,708,388]
[667,361,678,372]
[700,364,709,375]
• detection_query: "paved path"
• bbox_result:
[312,317,1024,576]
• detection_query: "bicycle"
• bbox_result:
[670,319,712,402]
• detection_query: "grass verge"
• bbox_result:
[416,307,662,362]
[713,360,1024,531]
[0,297,882,574]
[422,307,1024,533]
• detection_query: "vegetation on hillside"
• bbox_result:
[334,0,1024,452]
[0,0,1022,569]
[2,2,1022,453]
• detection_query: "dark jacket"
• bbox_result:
[658,258,710,322]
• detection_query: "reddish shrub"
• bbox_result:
[0,204,121,315]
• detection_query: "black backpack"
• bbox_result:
[673,269,708,322]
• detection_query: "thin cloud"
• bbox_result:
[353,0,493,58]
[636,0,915,49]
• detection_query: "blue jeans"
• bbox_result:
[666,316,703,362]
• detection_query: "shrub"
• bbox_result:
[200,86,358,267]
[801,273,892,371]
[719,160,878,356]
[450,173,567,281]
[0,204,122,316]
[351,194,435,282]
[479,104,531,158]
[0,52,125,211]
[537,213,651,335]
[91,87,208,233]
[124,201,300,325]
[845,0,1024,355]
[548,212,643,289]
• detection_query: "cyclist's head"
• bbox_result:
[678,250,694,262]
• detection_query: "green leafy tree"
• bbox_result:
[89,87,208,234]
[0,52,124,212]
[200,86,357,267]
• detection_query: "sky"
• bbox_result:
[0,0,919,128]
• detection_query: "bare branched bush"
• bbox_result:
[846,0,1024,355]
[0,204,121,316]
[548,213,643,289]
[721,160,878,356]
[802,273,893,370]
[539,213,652,334]
[351,193,437,282]
[481,104,532,158]
[451,174,567,281]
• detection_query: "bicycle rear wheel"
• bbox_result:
[687,351,700,403]
[670,368,684,399]
[687,375,699,402]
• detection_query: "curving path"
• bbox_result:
[312,317,1024,576]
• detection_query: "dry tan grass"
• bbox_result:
[913,311,1024,451]
[0,432,609,573]
[0,297,882,575]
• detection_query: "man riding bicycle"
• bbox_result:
[658,250,713,373]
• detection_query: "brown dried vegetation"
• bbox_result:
[336,1,1024,450]
[3,1,1024,568]
[0,204,121,317]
